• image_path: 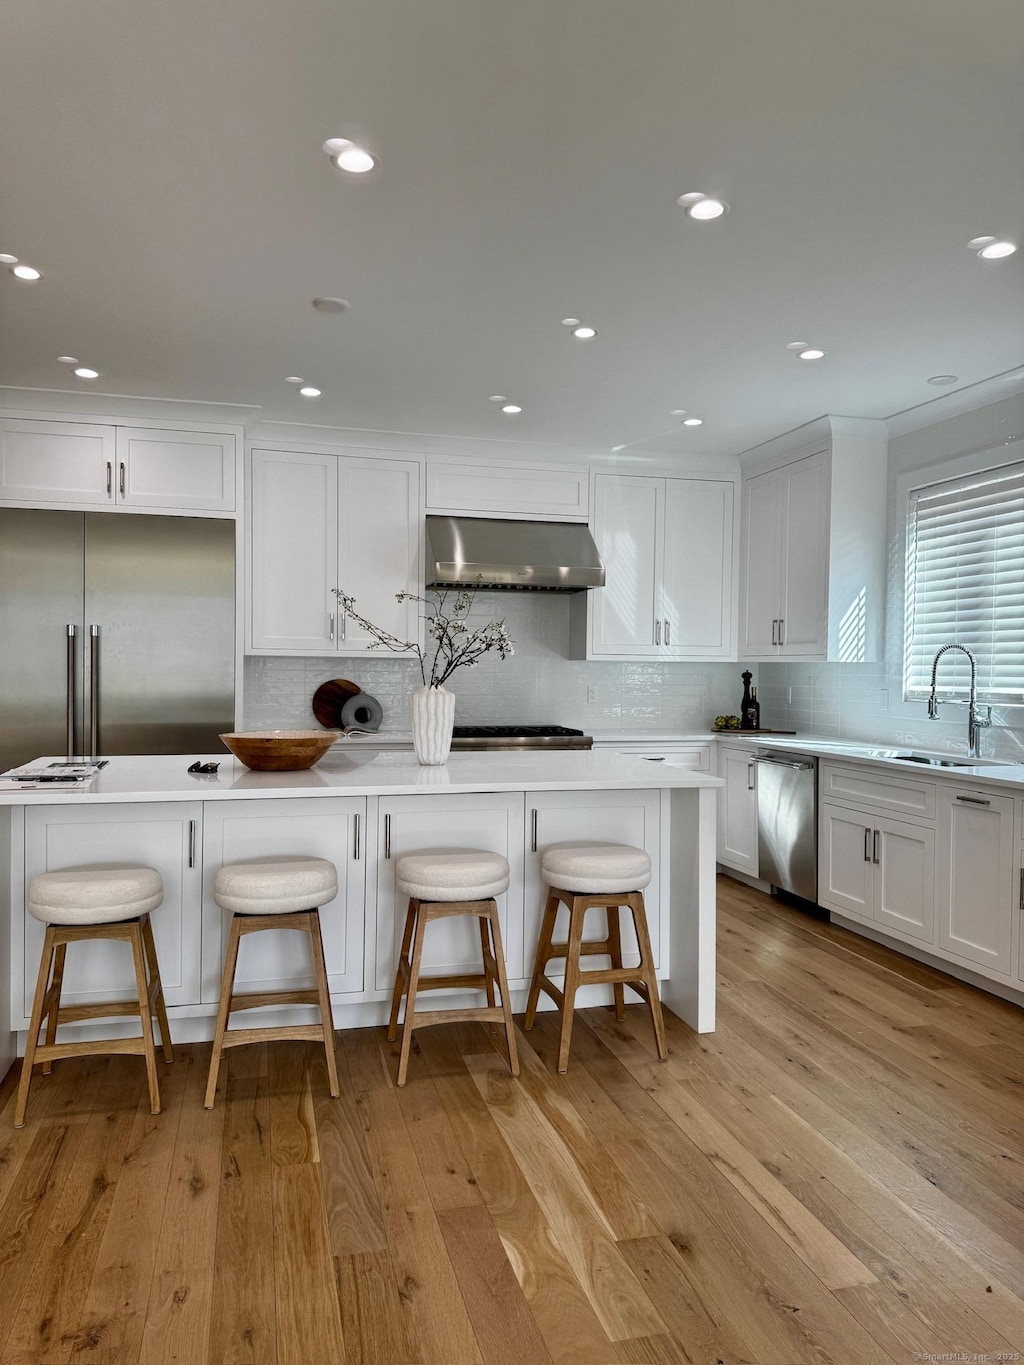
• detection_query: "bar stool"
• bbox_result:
[524,841,667,1073]
[15,865,173,1128]
[204,855,340,1109]
[387,848,519,1086]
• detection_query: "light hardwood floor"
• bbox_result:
[1,876,1023,1364]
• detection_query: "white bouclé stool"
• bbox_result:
[15,865,173,1128]
[387,849,519,1086]
[204,855,340,1108]
[524,842,667,1073]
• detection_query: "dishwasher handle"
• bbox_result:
[754,756,815,772]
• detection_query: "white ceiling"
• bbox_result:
[1,0,1022,460]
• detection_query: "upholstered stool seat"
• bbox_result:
[526,841,666,1073]
[388,849,518,1086]
[204,855,340,1108]
[15,864,173,1128]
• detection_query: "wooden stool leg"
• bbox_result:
[387,900,418,1042]
[557,897,587,1074]
[129,921,162,1116]
[141,913,174,1065]
[524,891,559,1030]
[41,942,67,1074]
[205,914,242,1109]
[396,907,429,1087]
[307,909,341,1099]
[486,906,519,1078]
[478,916,497,1013]
[14,926,57,1128]
[630,892,667,1061]
[606,903,626,1021]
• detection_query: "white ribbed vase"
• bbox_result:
[410,685,455,766]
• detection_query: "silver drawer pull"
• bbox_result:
[353,812,361,861]
[384,813,391,859]
[863,827,871,862]
[872,829,880,864]
[1019,867,1024,911]
[531,808,538,852]
[956,794,990,806]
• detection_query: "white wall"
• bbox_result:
[756,394,1024,759]
[244,591,744,735]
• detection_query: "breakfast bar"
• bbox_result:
[0,748,721,1071]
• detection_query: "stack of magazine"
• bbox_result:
[1,759,108,785]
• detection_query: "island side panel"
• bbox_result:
[662,785,716,1031]
[0,809,14,1082]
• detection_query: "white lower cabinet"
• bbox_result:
[524,789,663,974]
[937,787,1015,977]
[819,800,935,944]
[373,793,526,992]
[200,798,366,1002]
[716,745,758,876]
[22,802,203,1017]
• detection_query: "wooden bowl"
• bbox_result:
[219,730,338,771]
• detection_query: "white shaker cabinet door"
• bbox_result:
[200,797,366,1001]
[116,428,236,512]
[374,794,526,991]
[716,746,758,876]
[738,469,784,657]
[873,814,935,944]
[590,475,661,654]
[338,458,421,654]
[23,802,203,1016]
[937,788,1014,975]
[0,419,116,506]
[661,478,734,658]
[778,453,829,657]
[818,802,874,921]
[249,449,338,651]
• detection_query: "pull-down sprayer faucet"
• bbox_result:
[927,643,991,758]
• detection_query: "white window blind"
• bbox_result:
[904,459,1024,702]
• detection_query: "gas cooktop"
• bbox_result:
[451,725,593,751]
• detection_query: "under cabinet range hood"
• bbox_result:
[426,515,605,592]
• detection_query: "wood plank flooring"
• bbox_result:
[1,876,1023,1364]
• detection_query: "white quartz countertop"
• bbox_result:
[0,750,723,806]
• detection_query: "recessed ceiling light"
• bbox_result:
[967,236,997,250]
[571,326,597,340]
[671,409,687,416]
[501,404,522,415]
[488,395,507,402]
[74,367,99,380]
[0,253,18,265]
[322,137,377,174]
[927,374,959,386]
[561,318,581,327]
[797,348,825,361]
[285,376,305,384]
[299,386,321,398]
[978,240,1016,259]
[786,341,809,352]
[57,355,78,364]
[11,264,42,280]
[683,417,703,427]
[312,296,350,313]
[677,192,728,220]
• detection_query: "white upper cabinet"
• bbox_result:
[248,448,421,655]
[571,472,736,661]
[0,419,236,514]
[0,420,116,505]
[738,417,887,662]
[425,460,588,520]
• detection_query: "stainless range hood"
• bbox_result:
[426,515,605,592]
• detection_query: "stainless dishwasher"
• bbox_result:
[755,749,818,903]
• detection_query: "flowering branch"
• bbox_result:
[332,584,514,688]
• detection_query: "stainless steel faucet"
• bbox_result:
[927,643,992,758]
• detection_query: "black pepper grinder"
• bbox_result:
[740,670,754,730]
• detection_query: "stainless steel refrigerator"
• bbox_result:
[0,508,235,770]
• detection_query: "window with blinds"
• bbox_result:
[904,459,1024,702]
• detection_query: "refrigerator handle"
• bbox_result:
[89,625,100,758]
[66,624,78,759]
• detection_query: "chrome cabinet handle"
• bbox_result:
[531,808,538,852]
[747,759,756,791]
[88,625,100,757]
[664,620,671,646]
[1019,867,1024,911]
[384,814,391,859]
[188,819,196,868]
[956,794,990,806]
[119,462,126,497]
[353,812,361,861]
[655,619,661,645]
[863,827,871,862]
[329,612,335,642]
[66,624,77,758]
[771,619,778,646]
[106,462,112,496]
[340,613,347,641]
[872,829,880,864]
[778,618,785,646]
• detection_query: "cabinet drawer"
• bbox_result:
[614,745,711,771]
[820,762,936,820]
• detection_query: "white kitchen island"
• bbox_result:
[0,749,721,1073]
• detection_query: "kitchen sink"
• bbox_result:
[894,753,992,768]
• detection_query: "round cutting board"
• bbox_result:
[312,678,361,729]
